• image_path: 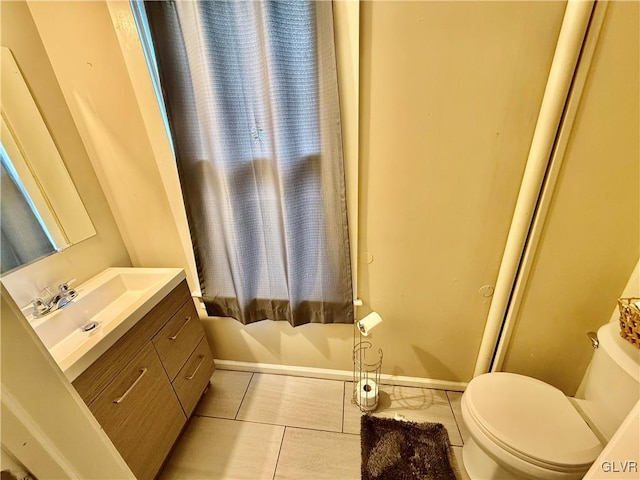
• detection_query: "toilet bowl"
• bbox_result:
[461,373,602,479]
[460,321,640,480]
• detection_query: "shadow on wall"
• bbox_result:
[203,315,354,367]
[244,319,353,361]
[410,345,462,383]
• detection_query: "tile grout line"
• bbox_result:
[445,391,465,447]
[341,381,346,433]
[226,416,349,435]
[272,426,287,480]
[235,372,254,420]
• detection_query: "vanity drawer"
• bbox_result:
[73,279,191,405]
[172,336,215,417]
[88,342,186,480]
[153,299,204,380]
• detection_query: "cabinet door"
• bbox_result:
[89,342,186,480]
[152,299,204,380]
[172,336,216,417]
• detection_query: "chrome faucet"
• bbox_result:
[31,280,77,318]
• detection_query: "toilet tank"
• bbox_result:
[573,321,640,441]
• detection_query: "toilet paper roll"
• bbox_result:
[357,312,383,336]
[356,378,379,411]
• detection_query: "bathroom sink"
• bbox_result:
[29,267,185,381]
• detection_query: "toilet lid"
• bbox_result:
[465,373,603,469]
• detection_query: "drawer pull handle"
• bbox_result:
[113,368,147,404]
[168,316,191,340]
[186,355,206,380]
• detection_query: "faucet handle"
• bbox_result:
[32,298,51,318]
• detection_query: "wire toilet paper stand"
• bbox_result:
[352,338,383,412]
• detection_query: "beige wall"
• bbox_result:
[23,1,193,291]
[356,0,565,381]
[0,1,130,307]
[607,261,640,324]
[502,1,640,395]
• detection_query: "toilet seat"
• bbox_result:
[463,373,603,473]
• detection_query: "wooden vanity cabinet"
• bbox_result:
[72,279,215,479]
[89,343,185,480]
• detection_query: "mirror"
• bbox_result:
[0,47,96,274]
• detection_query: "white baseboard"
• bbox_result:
[214,359,467,392]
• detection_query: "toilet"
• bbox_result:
[461,321,640,480]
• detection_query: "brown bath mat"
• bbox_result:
[361,415,457,480]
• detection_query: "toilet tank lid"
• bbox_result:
[465,373,603,469]
[598,321,640,381]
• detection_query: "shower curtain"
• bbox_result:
[144,1,353,326]
[0,161,55,273]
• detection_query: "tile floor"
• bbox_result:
[160,370,471,480]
